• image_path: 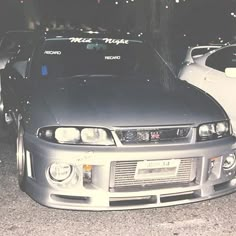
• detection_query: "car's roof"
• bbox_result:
[4,30,34,36]
[5,30,33,33]
[1,31,34,43]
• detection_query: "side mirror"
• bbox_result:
[225,68,236,78]
[12,61,28,78]
[185,45,221,63]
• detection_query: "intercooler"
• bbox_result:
[109,158,198,191]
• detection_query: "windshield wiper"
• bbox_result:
[57,74,90,80]
[89,74,119,78]
[57,74,119,79]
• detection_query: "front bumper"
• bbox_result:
[22,133,236,211]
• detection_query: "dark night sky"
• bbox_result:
[0,0,236,45]
[174,0,236,44]
[38,0,118,26]
[0,0,24,33]
[0,0,123,34]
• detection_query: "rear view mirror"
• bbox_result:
[225,68,236,78]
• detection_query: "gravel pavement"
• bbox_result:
[0,128,236,236]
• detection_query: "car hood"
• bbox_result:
[29,77,227,131]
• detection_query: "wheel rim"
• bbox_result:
[16,127,25,181]
[0,93,3,116]
[0,75,3,115]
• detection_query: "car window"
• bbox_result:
[33,38,162,79]
[0,36,19,52]
[0,32,33,53]
[12,61,28,78]
[9,42,34,78]
[205,46,236,72]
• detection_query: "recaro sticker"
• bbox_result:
[44,51,62,55]
[105,56,121,60]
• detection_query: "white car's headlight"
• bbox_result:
[197,121,230,141]
[38,127,115,146]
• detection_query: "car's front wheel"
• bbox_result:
[16,124,26,189]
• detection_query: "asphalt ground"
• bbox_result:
[0,128,236,236]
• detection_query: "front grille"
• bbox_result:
[115,126,192,145]
[110,158,197,191]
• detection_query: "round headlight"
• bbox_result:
[55,128,80,144]
[216,122,229,135]
[199,124,215,137]
[49,163,73,182]
[81,128,108,144]
[223,154,236,170]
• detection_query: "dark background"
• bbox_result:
[0,0,236,68]
[1,0,236,42]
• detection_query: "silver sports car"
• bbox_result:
[1,31,236,210]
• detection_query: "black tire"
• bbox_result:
[0,104,7,129]
[0,73,11,129]
[0,90,8,129]
[0,94,16,142]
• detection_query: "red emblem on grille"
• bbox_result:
[150,131,160,140]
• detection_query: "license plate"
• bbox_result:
[134,159,180,180]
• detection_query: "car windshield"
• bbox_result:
[35,37,164,79]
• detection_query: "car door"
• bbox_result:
[202,46,236,132]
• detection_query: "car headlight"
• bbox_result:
[38,127,115,145]
[55,127,81,144]
[197,121,230,141]
[216,122,229,135]
[81,128,109,144]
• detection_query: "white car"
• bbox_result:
[179,44,236,134]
